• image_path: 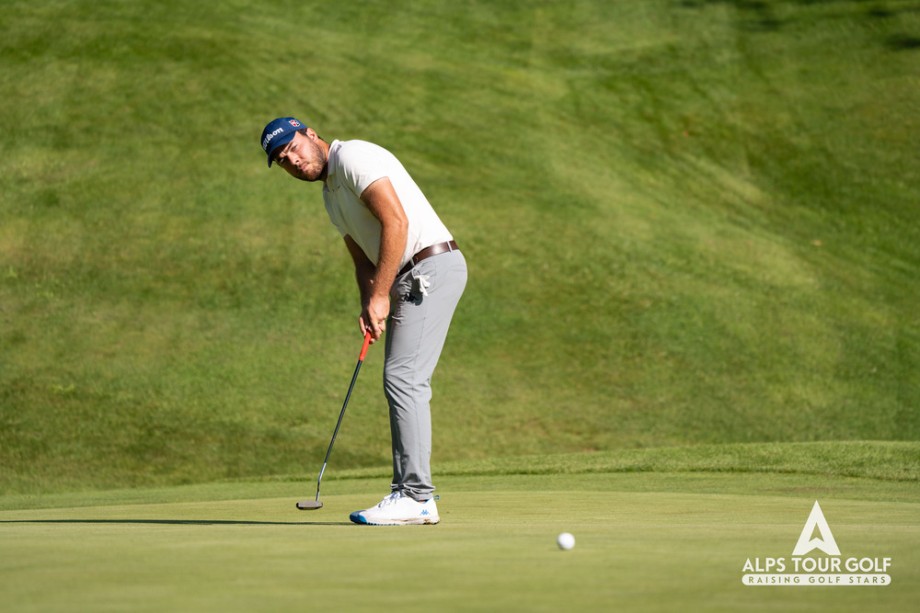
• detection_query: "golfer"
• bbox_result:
[260,117,467,525]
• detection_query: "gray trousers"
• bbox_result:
[384,249,467,501]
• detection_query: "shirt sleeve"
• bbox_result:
[337,141,391,197]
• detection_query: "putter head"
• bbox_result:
[296,500,323,511]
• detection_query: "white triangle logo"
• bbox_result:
[792,500,841,556]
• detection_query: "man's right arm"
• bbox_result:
[343,235,379,340]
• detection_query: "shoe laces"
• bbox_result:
[375,492,402,508]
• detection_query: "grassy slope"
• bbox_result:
[1,441,917,511]
[1,0,919,493]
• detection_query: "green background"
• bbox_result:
[3,0,917,494]
[1,1,918,610]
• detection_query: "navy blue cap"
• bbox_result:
[261,117,307,167]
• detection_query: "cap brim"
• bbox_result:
[266,132,297,168]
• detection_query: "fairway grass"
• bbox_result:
[2,461,917,612]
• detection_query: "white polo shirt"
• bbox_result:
[322,139,453,268]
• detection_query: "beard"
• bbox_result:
[299,138,327,181]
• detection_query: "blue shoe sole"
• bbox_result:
[348,511,439,526]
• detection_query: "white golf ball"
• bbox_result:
[557,532,575,550]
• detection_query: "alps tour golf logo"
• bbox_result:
[742,501,892,587]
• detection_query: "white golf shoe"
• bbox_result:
[349,491,440,526]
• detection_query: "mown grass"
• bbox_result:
[2,441,916,511]
[1,0,919,493]
[1,447,918,612]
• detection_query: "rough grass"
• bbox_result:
[2,441,916,510]
[1,0,919,493]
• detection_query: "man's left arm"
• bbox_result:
[360,177,408,342]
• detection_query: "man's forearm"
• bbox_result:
[343,234,376,303]
[361,178,409,298]
[371,220,408,297]
[358,177,409,342]
[354,261,375,304]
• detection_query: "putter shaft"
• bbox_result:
[298,332,372,510]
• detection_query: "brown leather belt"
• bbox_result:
[398,240,459,277]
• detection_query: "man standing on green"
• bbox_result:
[260,117,467,525]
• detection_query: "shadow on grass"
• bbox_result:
[886,34,920,50]
[0,519,353,526]
[677,0,920,41]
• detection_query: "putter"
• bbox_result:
[296,331,372,510]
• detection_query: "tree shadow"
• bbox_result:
[0,518,353,526]
[678,0,784,31]
[676,0,920,43]
[886,34,920,50]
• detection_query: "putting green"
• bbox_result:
[2,472,917,612]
